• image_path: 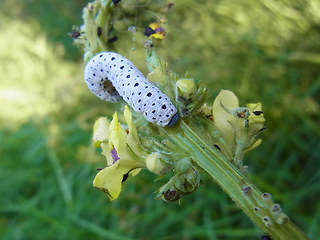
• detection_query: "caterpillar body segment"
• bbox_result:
[84,52,178,127]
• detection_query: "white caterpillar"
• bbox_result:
[84,52,179,127]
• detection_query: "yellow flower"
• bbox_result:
[212,90,265,163]
[92,106,170,200]
[212,90,240,151]
[144,22,166,40]
[93,106,147,200]
[92,117,110,148]
[246,103,265,128]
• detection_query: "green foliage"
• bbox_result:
[0,0,86,60]
[0,0,319,239]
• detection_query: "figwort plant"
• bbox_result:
[73,1,309,239]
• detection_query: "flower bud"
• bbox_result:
[156,165,199,202]
[146,153,169,175]
[163,189,180,202]
[174,167,200,195]
[174,157,191,173]
[176,78,207,117]
[176,78,197,99]
[157,178,179,202]
[92,117,110,148]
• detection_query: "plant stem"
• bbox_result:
[164,119,309,240]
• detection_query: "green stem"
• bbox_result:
[164,120,309,240]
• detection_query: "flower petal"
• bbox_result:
[123,105,147,159]
[213,90,239,149]
[109,112,129,159]
[93,161,136,201]
[111,146,120,163]
[92,117,110,148]
[101,142,114,166]
[150,32,165,40]
[130,168,141,176]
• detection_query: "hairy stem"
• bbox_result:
[163,119,309,240]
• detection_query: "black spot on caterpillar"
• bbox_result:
[84,52,179,127]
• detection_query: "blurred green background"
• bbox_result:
[0,0,319,239]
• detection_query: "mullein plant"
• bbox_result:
[73,1,309,239]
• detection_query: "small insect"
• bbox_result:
[70,30,81,39]
[84,52,179,127]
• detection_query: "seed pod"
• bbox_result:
[84,52,178,127]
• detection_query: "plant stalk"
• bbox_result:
[163,119,309,240]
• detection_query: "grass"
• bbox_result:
[0,122,259,240]
[0,0,319,239]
